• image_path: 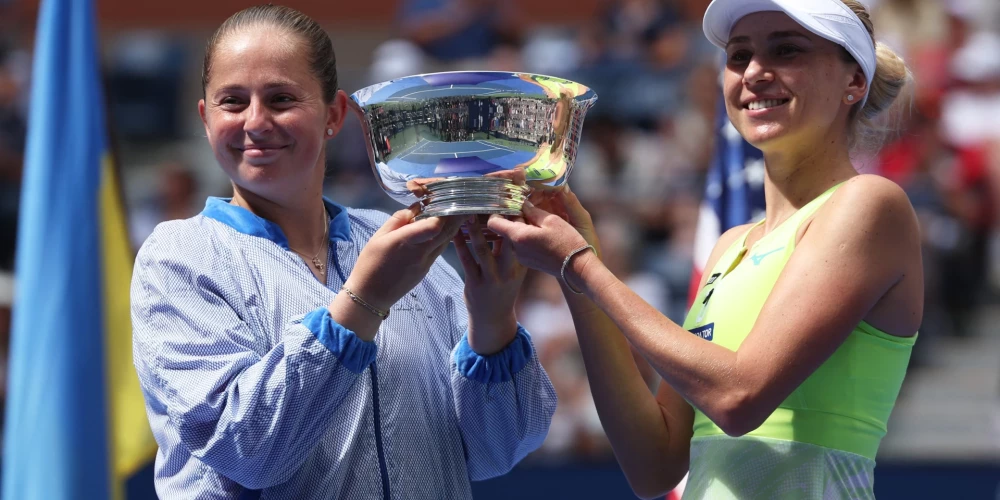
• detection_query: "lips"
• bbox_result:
[239,144,287,158]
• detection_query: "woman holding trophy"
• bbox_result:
[490,0,921,498]
[129,5,555,499]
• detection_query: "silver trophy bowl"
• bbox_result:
[349,71,597,219]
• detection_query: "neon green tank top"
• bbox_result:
[680,183,916,499]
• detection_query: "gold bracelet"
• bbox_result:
[341,286,390,320]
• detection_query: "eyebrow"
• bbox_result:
[213,81,300,95]
[726,30,812,48]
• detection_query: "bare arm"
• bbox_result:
[564,296,693,498]
[564,176,921,435]
[491,176,922,442]
[529,190,749,498]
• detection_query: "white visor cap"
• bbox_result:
[703,0,876,106]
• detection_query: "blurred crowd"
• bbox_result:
[1,0,999,463]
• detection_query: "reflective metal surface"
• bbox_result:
[349,71,597,218]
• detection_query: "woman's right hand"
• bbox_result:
[531,186,602,258]
[346,205,465,310]
[329,205,463,341]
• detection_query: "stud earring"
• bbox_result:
[327,128,334,136]
[847,95,855,102]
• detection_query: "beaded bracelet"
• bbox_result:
[341,286,390,320]
[560,244,596,295]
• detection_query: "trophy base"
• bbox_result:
[415,177,529,220]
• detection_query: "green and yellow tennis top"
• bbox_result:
[681,183,916,499]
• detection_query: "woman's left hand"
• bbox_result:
[454,217,527,355]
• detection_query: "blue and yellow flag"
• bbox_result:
[2,0,157,498]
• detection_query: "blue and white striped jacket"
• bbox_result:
[130,197,557,499]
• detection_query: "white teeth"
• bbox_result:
[748,99,786,111]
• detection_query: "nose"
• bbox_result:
[742,56,774,88]
[244,98,273,136]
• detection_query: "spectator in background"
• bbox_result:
[129,162,201,249]
[516,271,607,459]
[872,0,949,59]
[398,0,521,66]
[931,30,1000,335]
[0,43,25,271]
[0,8,26,453]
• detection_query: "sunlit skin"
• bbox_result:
[198,26,347,210]
[723,12,865,156]
[720,12,869,236]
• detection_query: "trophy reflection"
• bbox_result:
[349,71,597,229]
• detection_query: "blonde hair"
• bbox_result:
[841,0,913,150]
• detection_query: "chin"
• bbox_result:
[228,157,278,177]
[737,123,789,148]
[243,160,319,190]
[240,159,283,170]
[236,170,279,193]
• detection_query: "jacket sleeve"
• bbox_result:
[424,258,558,480]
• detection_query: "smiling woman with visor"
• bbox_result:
[486,0,921,498]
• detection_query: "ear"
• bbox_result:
[325,90,349,139]
[198,99,211,139]
[844,65,867,105]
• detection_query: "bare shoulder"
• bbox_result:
[792,175,923,335]
[828,174,916,222]
[800,174,922,301]
[812,174,919,243]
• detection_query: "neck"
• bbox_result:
[232,184,328,253]
[760,132,857,232]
